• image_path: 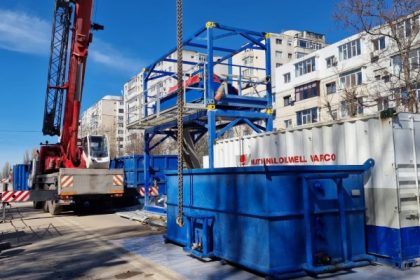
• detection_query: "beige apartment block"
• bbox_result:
[232,30,326,97]
[274,13,420,130]
[80,95,125,157]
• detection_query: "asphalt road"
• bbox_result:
[0,202,181,280]
[2,203,420,280]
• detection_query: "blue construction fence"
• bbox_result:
[12,164,31,191]
[110,154,177,200]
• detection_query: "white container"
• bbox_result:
[212,113,420,266]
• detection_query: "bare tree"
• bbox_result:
[334,0,420,112]
[125,131,145,155]
[23,150,31,164]
[2,162,11,179]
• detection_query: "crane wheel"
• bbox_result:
[33,201,44,209]
[47,201,62,215]
[43,201,49,213]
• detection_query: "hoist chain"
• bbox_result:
[176,0,184,227]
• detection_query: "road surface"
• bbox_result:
[2,203,420,280]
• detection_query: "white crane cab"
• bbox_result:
[81,135,110,169]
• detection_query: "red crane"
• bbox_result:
[40,0,105,173]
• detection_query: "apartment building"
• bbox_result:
[80,95,125,157]
[274,13,420,129]
[232,30,326,97]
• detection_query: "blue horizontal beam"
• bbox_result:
[215,109,271,120]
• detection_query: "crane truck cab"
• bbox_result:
[81,135,110,169]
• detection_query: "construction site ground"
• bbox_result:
[1,203,420,280]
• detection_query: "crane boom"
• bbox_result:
[60,0,94,165]
[43,0,72,136]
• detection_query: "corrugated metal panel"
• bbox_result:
[12,164,30,191]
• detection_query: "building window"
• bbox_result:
[118,116,124,121]
[338,39,361,60]
[409,48,420,69]
[340,101,348,117]
[242,68,254,77]
[326,56,337,68]
[276,38,282,45]
[397,15,419,38]
[118,130,124,134]
[330,109,338,120]
[391,55,402,75]
[298,40,322,50]
[284,119,292,128]
[243,56,253,65]
[275,51,283,58]
[377,97,389,111]
[326,82,336,94]
[339,69,362,89]
[288,53,292,59]
[295,81,319,101]
[276,63,283,68]
[357,97,364,115]
[199,54,207,62]
[340,98,364,117]
[287,40,292,46]
[295,52,305,59]
[296,107,318,125]
[372,36,386,50]
[283,95,292,106]
[118,123,124,127]
[118,109,124,113]
[295,57,316,77]
[284,73,291,83]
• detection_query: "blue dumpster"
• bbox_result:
[165,160,374,278]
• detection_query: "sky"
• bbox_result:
[0,0,351,168]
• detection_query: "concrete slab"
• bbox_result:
[113,234,420,280]
[112,234,262,280]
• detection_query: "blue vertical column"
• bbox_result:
[264,33,273,132]
[206,22,215,104]
[207,110,216,168]
[143,131,151,207]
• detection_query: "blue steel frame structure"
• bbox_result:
[140,22,273,213]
